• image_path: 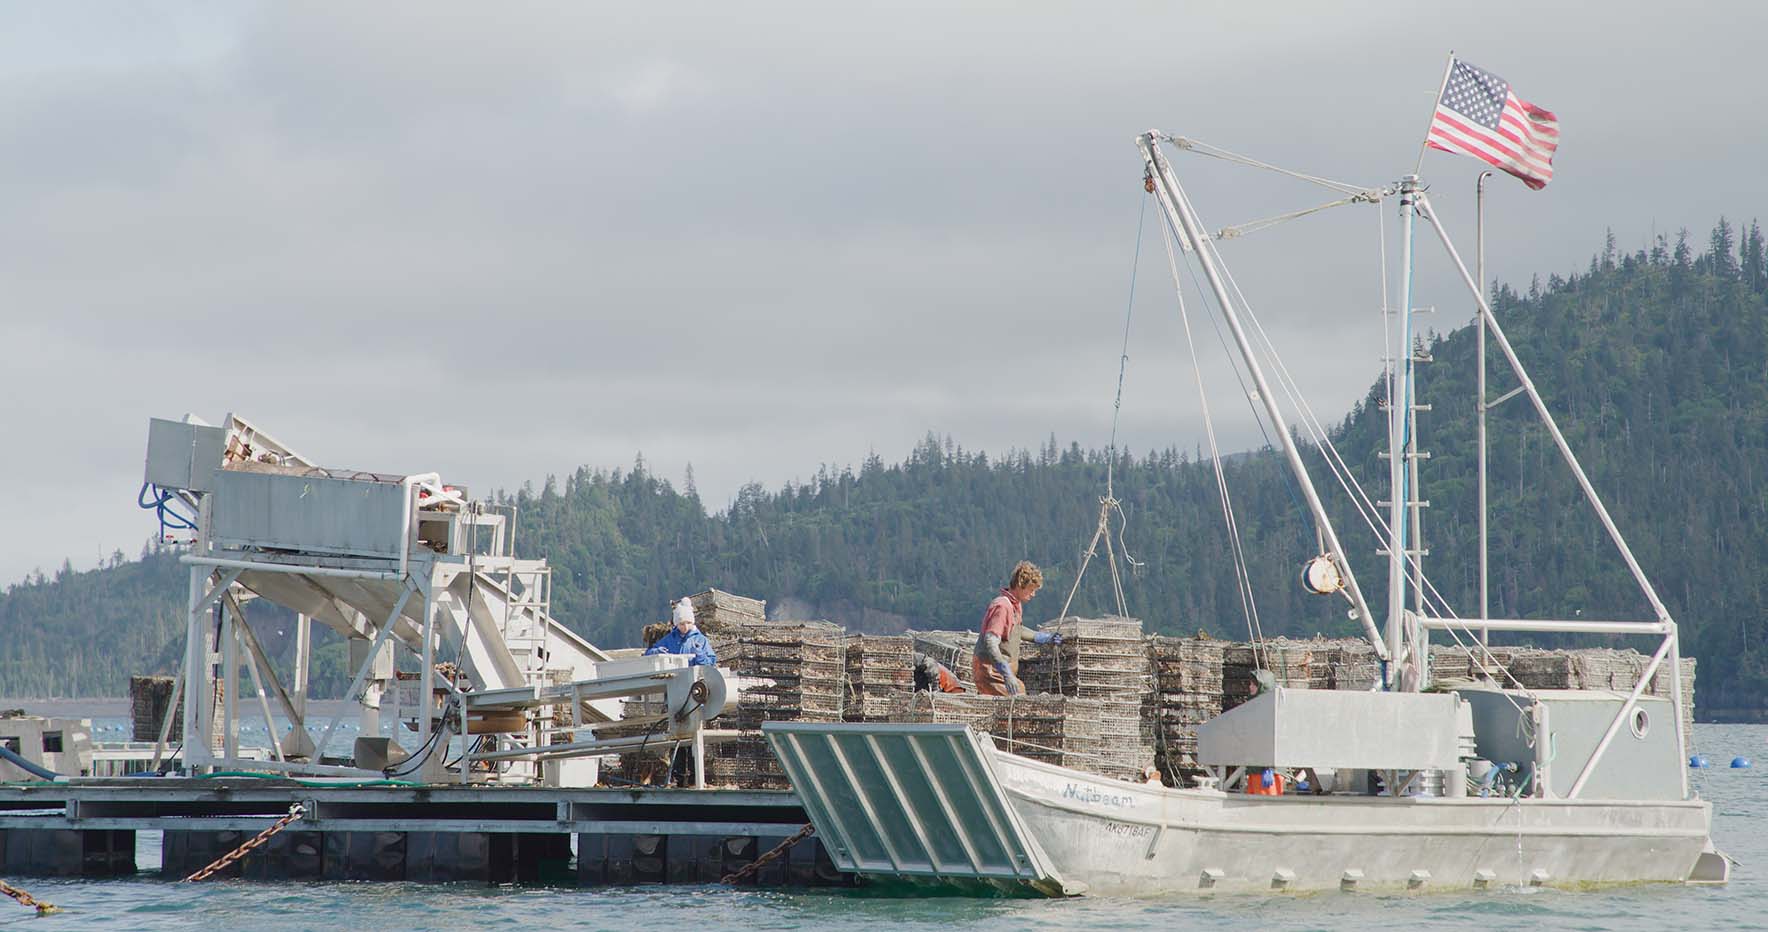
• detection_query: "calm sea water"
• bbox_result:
[3,722,1761,931]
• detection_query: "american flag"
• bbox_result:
[1425,58,1559,189]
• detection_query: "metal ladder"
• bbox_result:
[497,565,554,783]
[498,565,553,682]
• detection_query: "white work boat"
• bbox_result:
[764,126,1730,895]
[766,713,1719,896]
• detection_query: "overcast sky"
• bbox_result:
[3,2,1764,586]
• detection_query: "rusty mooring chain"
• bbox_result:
[0,878,58,915]
[720,822,816,885]
[184,803,306,882]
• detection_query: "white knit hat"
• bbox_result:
[673,598,696,625]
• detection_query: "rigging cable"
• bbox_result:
[1165,141,1407,580]
[1164,135,1377,198]
[1179,248,1314,557]
[1152,194,1269,668]
[1192,176,1399,551]
[1058,192,1148,622]
[1230,211,1520,686]
[1214,193,1382,241]
[1107,194,1146,500]
[1160,170,1317,565]
[1155,138,1415,587]
[1176,147,1535,698]
[1211,213,1398,554]
[1148,138,1535,703]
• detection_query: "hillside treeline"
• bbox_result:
[3,219,1766,714]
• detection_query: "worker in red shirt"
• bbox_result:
[972,561,1061,695]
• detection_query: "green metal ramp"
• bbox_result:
[761,722,1071,895]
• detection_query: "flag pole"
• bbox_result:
[1413,51,1457,176]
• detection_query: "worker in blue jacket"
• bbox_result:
[645,598,718,666]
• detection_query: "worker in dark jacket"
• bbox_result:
[913,653,967,693]
[645,598,718,666]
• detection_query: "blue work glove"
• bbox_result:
[1032,631,1062,646]
[996,662,1021,695]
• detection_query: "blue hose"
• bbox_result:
[138,481,199,538]
[1476,761,1518,798]
[0,745,61,781]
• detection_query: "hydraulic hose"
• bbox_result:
[0,745,61,781]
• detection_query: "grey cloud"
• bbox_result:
[4,2,1767,584]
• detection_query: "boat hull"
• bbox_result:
[762,721,1722,897]
[992,751,1714,895]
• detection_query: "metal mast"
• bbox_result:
[1408,277,1429,678]
[1137,131,1388,661]
[1475,170,1494,642]
[1387,53,1458,687]
[1385,177,1420,684]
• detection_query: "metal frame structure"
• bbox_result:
[1137,132,1689,801]
[1412,192,1687,798]
[142,414,727,787]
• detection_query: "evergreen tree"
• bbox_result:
[1743,220,1765,294]
[1710,217,1738,279]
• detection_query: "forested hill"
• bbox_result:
[4,219,1768,713]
